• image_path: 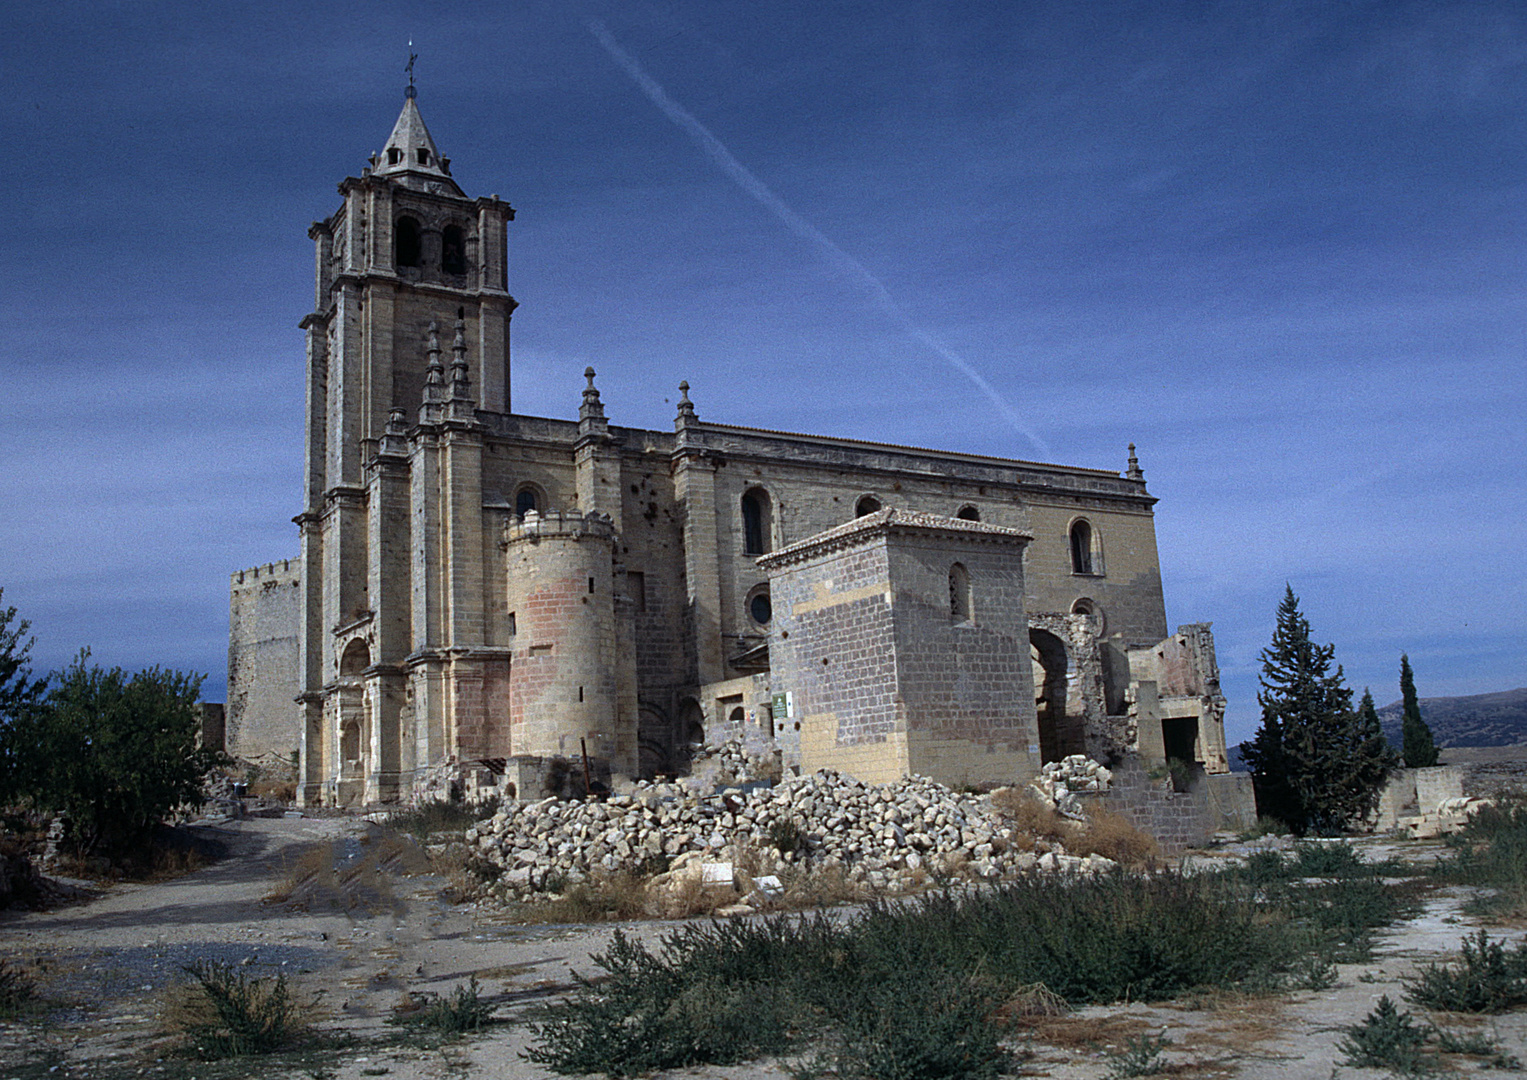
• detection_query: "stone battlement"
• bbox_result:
[503,509,617,546]
[231,559,298,587]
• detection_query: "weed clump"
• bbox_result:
[1072,807,1158,868]
[0,959,37,1019]
[1338,995,1432,1075]
[174,961,307,1058]
[1406,930,1527,1013]
[393,976,493,1036]
[1103,1031,1171,1078]
[386,798,498,842]
[1434,793,1527,917]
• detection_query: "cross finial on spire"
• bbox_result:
[405,41,418,99]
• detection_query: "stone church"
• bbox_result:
[227,90,1232,807]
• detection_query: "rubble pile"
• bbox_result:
[684,741,783,787]
[467,764,1116,901]
[1029,754,1113,818]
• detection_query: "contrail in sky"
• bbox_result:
[586,19,1050,456]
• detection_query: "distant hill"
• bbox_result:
[1228,688,1527,772]
[1375,688,1527,749]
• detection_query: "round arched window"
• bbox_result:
[748,588,772,626]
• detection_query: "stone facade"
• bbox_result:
[228,91,1236,806]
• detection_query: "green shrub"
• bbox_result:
[766,816,806,856]
[177,961,305,1058]
[387,798,498,842]
[1104,1032,1171,1078]
[1434,795,1527,916]
[0,960,36,1019]
[1433,1027,1522,1069]
[395,976,493,1035]
[1337,995,1432,1075]
[525,868,1402,1077]
[1406,930,1527,1013]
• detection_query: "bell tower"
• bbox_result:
[296,88,517,804]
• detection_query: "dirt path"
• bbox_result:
[2,822,1525,1079]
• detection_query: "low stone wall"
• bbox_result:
[1082,757,1255,852]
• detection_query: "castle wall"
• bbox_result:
[227,560,301,762]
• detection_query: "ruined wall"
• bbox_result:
[1084,756,1256,853]
[227,560,301,761]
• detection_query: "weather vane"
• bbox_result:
[405,40,417,97]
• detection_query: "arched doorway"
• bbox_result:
[1030,628,1071,764]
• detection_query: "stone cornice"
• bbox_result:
[758,508,1032,571]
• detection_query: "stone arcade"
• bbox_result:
[226,90,1236,809]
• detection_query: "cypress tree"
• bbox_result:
[1399,653,1439,768]
[1241,586,1397,834]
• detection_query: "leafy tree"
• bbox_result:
[1242,586,1397,835]
[0,588,50,807]
[1400,653,1439,768]
[22,652,223,857]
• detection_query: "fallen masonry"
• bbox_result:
[464,753,1121,905]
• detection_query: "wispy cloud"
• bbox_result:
[586,18,1049,455]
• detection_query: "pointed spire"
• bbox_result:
[450,317,471,395]
[580,367,606,421]
[418,320,447,425]
[424,320,445,394]
[371,88,462,194]
[446,315,478,423]
[1126,443,1144,482]
[578,367,610,442]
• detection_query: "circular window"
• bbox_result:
[749,591,773,626]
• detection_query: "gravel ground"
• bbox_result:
[3,819,1527,1079]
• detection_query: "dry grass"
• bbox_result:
[990,787,1079,856]
[1073,807,1161,868]
[508,870,657,923]
[266,830,432,914]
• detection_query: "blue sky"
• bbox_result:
[0,1,1522,747]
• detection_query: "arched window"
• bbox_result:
[395,216,422,268]
[1069,519,1102,575]
[1071,598,1106,635]
[514,485,541,519]
[741,488,772,555]
[855,495,881,517]
[441,224,466,275]
[949,562,972,624]
[340,638,370,677]
[956,505,980,522]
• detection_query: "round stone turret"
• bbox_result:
[503,511,633,774]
